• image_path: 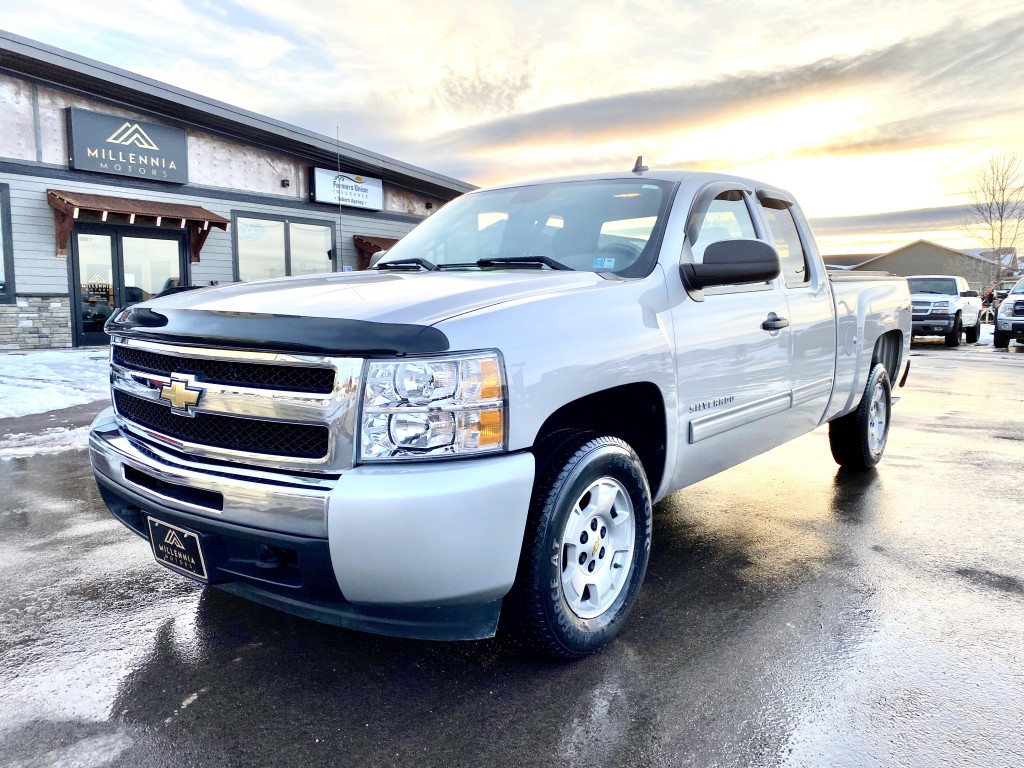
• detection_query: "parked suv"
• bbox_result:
[994,277,1024,349]
[908,275,983,346]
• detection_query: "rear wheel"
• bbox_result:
[829,364,891,470]
[994,332,1011,349]
[965,317,981,344]
[944,316,962,347]
[506,433,652,659]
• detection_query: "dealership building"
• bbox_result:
[0,31,473,350]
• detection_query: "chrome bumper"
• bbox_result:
[89,407,332,538]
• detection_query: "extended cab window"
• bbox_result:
[759,199,809,287]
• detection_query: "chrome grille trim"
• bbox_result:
[109,336,362,472]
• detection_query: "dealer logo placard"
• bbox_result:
[67,107,188,183]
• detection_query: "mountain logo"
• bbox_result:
[164,529,186,549]
[106,122,160,150]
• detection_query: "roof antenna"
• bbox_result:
[631,155,648,174]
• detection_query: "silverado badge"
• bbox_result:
[159,374,205,416]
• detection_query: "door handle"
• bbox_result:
[762,313,790,331]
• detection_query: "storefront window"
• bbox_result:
[234,214,334,281]
[0,184,14,303]
[289,222,333,276]
[237,217,287,282]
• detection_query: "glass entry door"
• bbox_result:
[71,226,185,346]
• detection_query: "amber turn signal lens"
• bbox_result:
[477,409,504,447]
[479,358,502,400]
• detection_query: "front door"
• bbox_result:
[670,186,794,489]
[71,226,186,346]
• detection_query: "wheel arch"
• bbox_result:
[872,329,903,378]
[532,383,667,497]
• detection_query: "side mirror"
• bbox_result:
[368,250,387,268]
[679,239,781,293]
[961,290,979,298]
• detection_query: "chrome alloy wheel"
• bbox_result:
[867,380,889,456]
[558,476,636,619]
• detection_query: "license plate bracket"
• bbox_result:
[147,517,209,581]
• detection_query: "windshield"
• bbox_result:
[908,277,957,295]
[378,179,675,277]
[1012,279,1024,295]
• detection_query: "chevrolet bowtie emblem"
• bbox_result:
[159,374,205,415]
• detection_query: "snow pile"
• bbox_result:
[0,349,110,418]
[0,426,91,460]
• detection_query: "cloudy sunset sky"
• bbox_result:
[2,0,1023,254]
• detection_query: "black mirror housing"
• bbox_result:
[961,290,979,298]
[680,239,781,293]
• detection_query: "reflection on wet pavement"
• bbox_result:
[1,352,1023,767]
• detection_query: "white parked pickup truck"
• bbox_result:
[908,274,983,346]
[89,169,911,659]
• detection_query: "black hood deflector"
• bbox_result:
[105,307,450,356]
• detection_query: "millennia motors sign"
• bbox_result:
[67,107,189,183]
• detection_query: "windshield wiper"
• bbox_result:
[374,257,438,272]
[476,256,571,271]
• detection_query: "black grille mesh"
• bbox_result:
[1014,300,1024,315]
[113,346,335,394]
[114,391,329,459]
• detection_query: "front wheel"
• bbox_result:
[829,364,892,470]
[506,434,652,659]
[945,316,962,347]
[994,331,1011,349]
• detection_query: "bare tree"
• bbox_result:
[960,154,1024,292]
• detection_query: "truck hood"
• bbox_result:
[142,269,608,326]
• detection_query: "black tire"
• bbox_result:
[944,316,962,347]
[965,318,981,344]
[505,434,652,659]
[829,364,892,471]
[994,332,1010,349]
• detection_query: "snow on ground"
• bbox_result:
[0,348,110,419]
[0,426,91,460]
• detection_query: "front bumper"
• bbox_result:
[995,318,1024,336]
[912,316,955,335]
[89,408,536,640]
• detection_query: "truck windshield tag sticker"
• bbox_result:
[593,257,616,269]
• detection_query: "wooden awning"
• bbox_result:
[353,235,400,270]
[47,189,229,262]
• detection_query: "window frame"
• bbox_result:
[757,197,810,289]
[231,211,337,282]
[683,183,774,296]
[0,183,15,304]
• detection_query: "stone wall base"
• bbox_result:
[0,297,73,350]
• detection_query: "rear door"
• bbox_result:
[756,190,836,436]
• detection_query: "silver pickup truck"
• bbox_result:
[89,169,911,658]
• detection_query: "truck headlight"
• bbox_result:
[1000,301,1014,317]
[359,351,506,461]
[932,301,951,314]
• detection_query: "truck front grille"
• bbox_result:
[109,339,361,471]
[114,391,330,459]
[112,345,335,394]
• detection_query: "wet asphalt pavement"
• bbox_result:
[2,342,1023,768]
